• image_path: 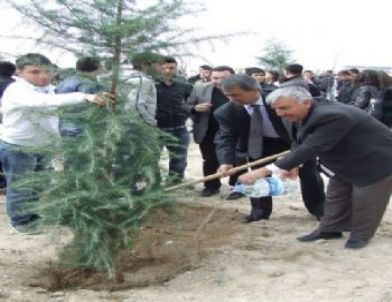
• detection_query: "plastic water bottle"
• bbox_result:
[368,97,383,119]
[232,176,296,198]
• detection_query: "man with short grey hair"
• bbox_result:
[215,75,325,222]
[238,86,392,249]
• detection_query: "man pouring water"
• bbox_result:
[238,86,392,250]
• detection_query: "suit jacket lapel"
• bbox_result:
[296,102,318,143]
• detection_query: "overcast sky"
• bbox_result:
[0,0,391,74]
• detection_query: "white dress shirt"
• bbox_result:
[244,96,279,138]
[1,78,87,146]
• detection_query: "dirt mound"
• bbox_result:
[29,203,246,291]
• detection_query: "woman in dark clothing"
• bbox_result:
[377,70,392,127]
[377,70,392,91]
[336,70,355,104]
[263,70,280,93]
[351,69,383,120]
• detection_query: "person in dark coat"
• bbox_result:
[56,56,104,137]
[336,70,355,104]
[240,86,392,249]
[187,66,245,197]
[378,70,392,127]
[263,70,280,93]
[156,56,193,184]
[280,64,321,98]
[350,69,383,121]
[245,67,277,94]
[215,75,325,222]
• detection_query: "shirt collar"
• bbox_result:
[15,77,54,93]
[244,95,263,110]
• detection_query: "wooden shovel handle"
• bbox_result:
[164,150,290,192]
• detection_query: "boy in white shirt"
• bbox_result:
[0,53,113,233]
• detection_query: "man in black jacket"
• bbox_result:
[240,86,392,249]
[281,64,321,97]
[156,56,193,184]
[215,75,325,222]
[336,70,355,104]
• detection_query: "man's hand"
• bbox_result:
[278,167,299,180]
[238,167,271,185]
[194,102,212,112]
[85,92,115,106]
[218,164,234,176]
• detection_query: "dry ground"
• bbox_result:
[0,142,391,302]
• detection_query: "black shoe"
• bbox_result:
[166,178,184,187]
[225,191,245,200]
[344,239,368,249]
[166,172,184,187]
[243,213,270,223]
[297,229,343,242]
[13,219,43,235]
[201,187,220,197]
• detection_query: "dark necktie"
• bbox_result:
[248,104,263,159]
[292,122,301,143]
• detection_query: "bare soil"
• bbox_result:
[0,142,391,302]
[28,203,245,292]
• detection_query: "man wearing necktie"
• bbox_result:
[214,74,325,222]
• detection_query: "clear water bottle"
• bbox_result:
[367,97,383,119]
[232,176,296,198]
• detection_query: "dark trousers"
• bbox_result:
[0,160,6,191]
[199,136,244,189]
[249,137,289,218]
[299,159,325,216]
[199,137,220,189]
[161,127,190,181]
[0,141,45,227]
[320,174,392,240]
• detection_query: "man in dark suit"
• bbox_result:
[240,86,392,249]
[187,66,245,197]
[215,75,325,222]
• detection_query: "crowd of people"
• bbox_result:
[0,52,391,250]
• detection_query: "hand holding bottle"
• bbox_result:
[238,167,271,185]
[233,175,297,198]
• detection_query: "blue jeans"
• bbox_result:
[0,141,44,226]
[161,127,189,181]
[0,159,6,190]
[59,119,83,137]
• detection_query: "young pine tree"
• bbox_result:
[6,0,214,278]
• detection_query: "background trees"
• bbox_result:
[257,38,294,72]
